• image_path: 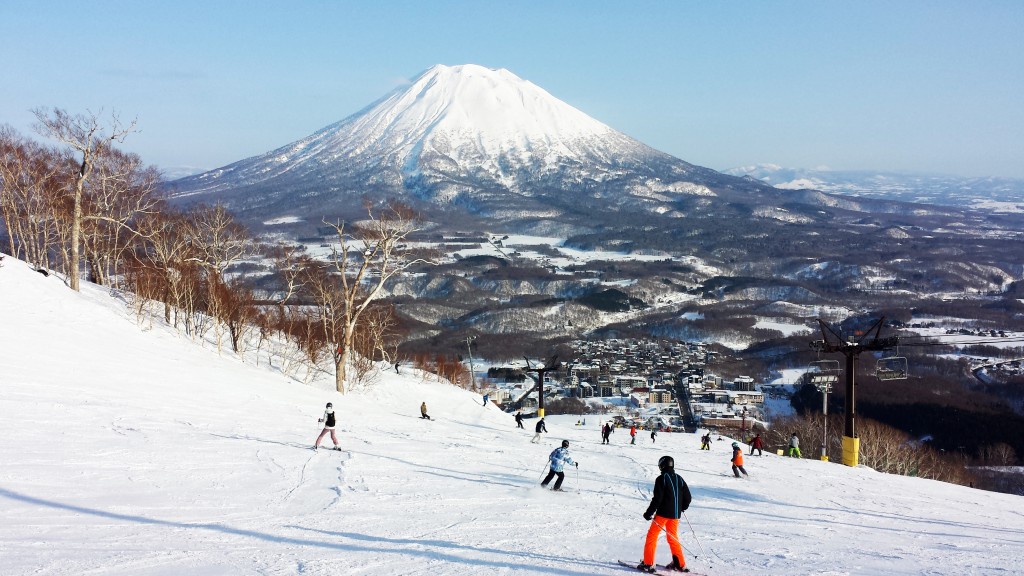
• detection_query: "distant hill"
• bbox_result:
[725,163,1024,213]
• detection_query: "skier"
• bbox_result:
[700,432,711,450]
[540,440,577,491]
[314,402,341,451]
[531,418,548,443]
[651,428,658,444]
[515,411,525,429]
[637,455,692,573]
[731,442,749,478]
[630,425,637,445]
[749,433,764,456]
[420,402,432,420]
[482,393,489,407]
[788,433,802,458]
[602,422,614,444]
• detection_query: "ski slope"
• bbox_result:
[1,255,1022,576]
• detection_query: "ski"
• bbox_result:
[616,560,668,575]
[615,560,703,575]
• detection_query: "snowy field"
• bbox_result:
[2,256,1023,576]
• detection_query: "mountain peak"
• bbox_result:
[170,64,734,221]
[361,63,614,148]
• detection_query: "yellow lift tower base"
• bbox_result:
[842,436,860,467]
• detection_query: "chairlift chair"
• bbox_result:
[807,359,840,390]
[875,354,908,381]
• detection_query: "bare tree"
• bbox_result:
[81,147,160,287]
[186,204,252,352]
[0,127,67,269]
[308,201,430,393]
[33,108,136,291]
[131,206,199,328]
[980,443,1018,466]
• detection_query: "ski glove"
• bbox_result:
[575,462,579,468]
[644,512,653,521]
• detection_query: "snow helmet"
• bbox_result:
[732,442,739,448]
[562,440,570,448]
[326,402,333,408]
[658,455,674,472]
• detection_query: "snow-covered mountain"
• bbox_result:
[168,64,753,225]
[726,164,1024,213]
[4,254,1024,575]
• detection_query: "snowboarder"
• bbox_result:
[788,433,802,458]
[630,425,637,445]
[638,455,692,573]
[515,411,524,429]
[749,433,764,456]
[651,428,658,444]
[420,402,432,420]
[602,422,614,444]
[314,402,341,451]
[731,442,749,478]
[531,418,548,443]
[700,432,711,450]
[540,440,576,491]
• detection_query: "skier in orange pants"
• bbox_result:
[638,456,692,573]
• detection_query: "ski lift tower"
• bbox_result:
[807,358,840,461]
[524,355,558,419]
[810,318,899,467]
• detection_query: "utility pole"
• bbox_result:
[810,318,898,467]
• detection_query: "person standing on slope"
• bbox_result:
[731,442,749,478]
[749,433,764,456]
[314,402,341,451]
[541,440,577,491]
[651,428,658,444]
[602,422,614,444]
[700,432,711,450]
[788,433,802,458]
[420,402,432,420]
[482,393,489,407]
[630,425,637,445]
[515,411,524,429]
[531,418,548,443]
[637,455,692,573]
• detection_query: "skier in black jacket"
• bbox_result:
[314,402,341,451]
[637,456,692,573]
[531,418,548,443]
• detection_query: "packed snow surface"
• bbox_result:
[2,255,1023,575]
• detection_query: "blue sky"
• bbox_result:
[2,1,1022,178]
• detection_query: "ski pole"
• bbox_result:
[575,463,580,493]
[682,511,707,559]
[652,519,695,559]
[538,460,550,482]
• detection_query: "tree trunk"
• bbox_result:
[335,350,348,394]
[69,180,82,291]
